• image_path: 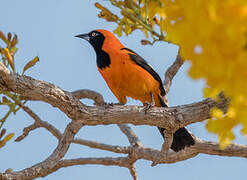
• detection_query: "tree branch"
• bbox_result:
[163,53,184,93]
[78,97,227,129]
[192,139,247,158]
[118,124,143,147]
[0,62,87,120]
[72,89,104,106]
[117,124,140,180]
[128,162,138,180]
[73,138,131,154]
[0,55,242,180]
[50,157,131,174]
[160,129,173,153]
[2,121,83,179]
[15,105,61,141]
[0,62,228,131]
[15,105,132,155]
[11,101,246,179]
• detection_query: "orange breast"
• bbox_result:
[98,50,161,105]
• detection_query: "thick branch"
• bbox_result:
[78,98,227,129]
[15,115,247,167]
[192,140,247,158]
[4,104,247,179]
[0,62,87,120]
[0,62,228,131]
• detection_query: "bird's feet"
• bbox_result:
[143,93,155,113]
[143,101,154,114]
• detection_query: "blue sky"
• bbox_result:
[0,0,246,179]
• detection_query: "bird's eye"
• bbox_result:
[91,32,97,37]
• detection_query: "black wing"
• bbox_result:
[121,48,166,96]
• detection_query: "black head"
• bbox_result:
[75,30,105,52]
[75,30,111,69]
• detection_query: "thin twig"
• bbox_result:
[118,124,141,180]
[15,105,61,141]
[73,138,131,154]
[51,156,131,173]
[128,163,138,180]
[118,124,143,147]
[163,53,184,93]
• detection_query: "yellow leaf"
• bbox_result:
[219,131,235,149]
[22,56,39,75]
[153,17,160,25]
[2,48,15,72]
[7,33,12,42]
[143,29,149,38]
[227,107,236,118]
[4,169,13,173]
[141,39,152,45]
[124,25,132,35]
[0,129,6,139]
[3,133,14,142]
[95,2,106,11]
[160,17,166,33]
[95,3,118,22]
[0,31,8,44]
[241,126,247,136]
[206,119,221,134]
[10,34,18,47]
[211,107,224,119]
[121,9,136,23]
[113,25,123,37]
[0,141,6,148]
[203,87,221,98]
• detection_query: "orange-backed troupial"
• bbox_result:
[75,29,195,151]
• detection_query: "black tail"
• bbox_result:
[158,127,195,152]
[158,96,195,152]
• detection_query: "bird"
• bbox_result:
[75,29,195,152]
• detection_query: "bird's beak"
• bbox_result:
[75,33,90,41]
